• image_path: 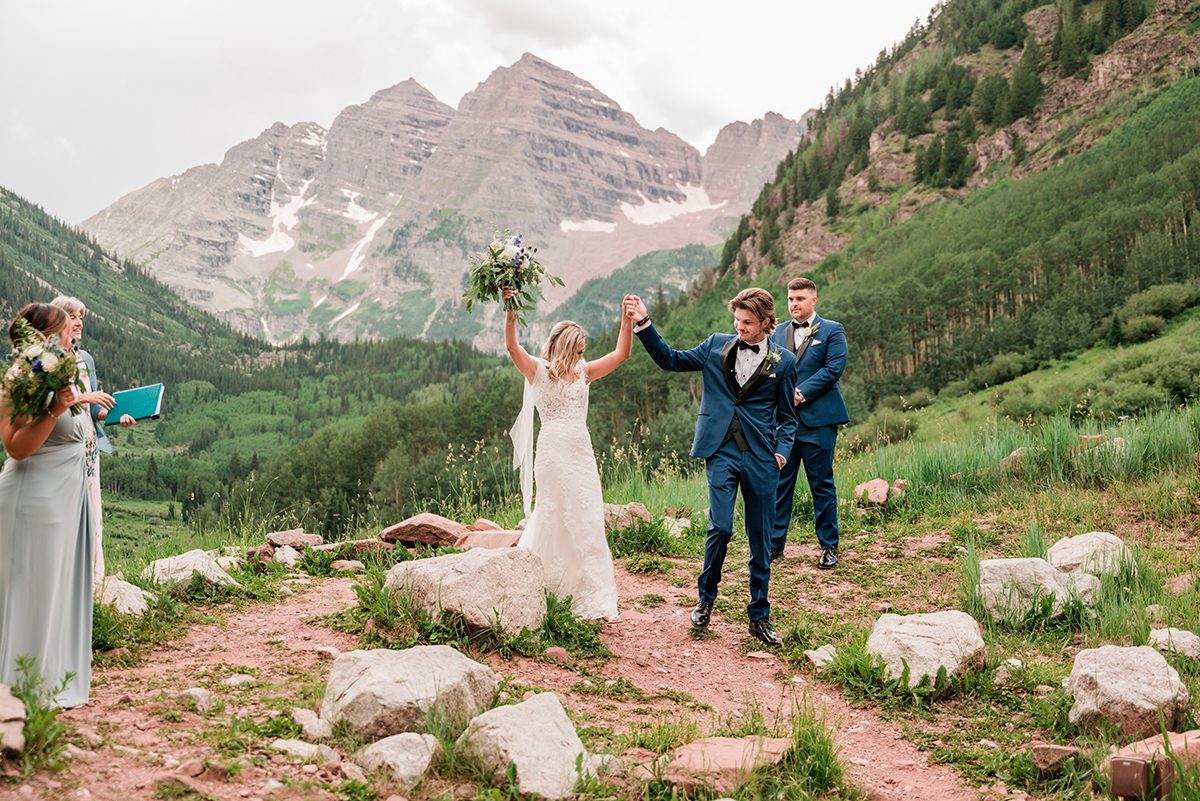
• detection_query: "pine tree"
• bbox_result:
[145,454,159,488]
[940,131,968,187]
[1107,313,1124,346]
[959,108,978,142]
[1009,37,1045,119]
[228,450,243,482]
[825,184,841,219]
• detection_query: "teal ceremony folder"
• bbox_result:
[105,384,164,425]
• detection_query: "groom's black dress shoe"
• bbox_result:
[770,547,785,561]
[690,601,713,628]
[818,547,839,570]
[748,618,782,647]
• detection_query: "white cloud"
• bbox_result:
[0,0,939,224]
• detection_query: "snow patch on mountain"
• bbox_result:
[620,184,726,226]
[560,218,617,234]
[340,215,390,281]
[238,178,316,257]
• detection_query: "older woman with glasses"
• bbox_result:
[50,296,135,583]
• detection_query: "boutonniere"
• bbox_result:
[809,323,822,337]
[765,347,783,366]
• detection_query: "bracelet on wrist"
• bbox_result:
[635,316,650,326]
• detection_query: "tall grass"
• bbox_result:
[855,405,1199,517]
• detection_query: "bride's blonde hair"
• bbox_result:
[541,321,586,381]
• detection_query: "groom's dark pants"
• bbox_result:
[700,438,776,622]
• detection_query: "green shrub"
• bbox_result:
[1121,282,1200,320]
[843,408,918,454]
[1089,382,1171,419]
[9,657,69,774]
[1123,314,1166,343]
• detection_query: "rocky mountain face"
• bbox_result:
[82,54,807,347]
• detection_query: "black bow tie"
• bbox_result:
[796,320,810,328]
[737,340,761,353]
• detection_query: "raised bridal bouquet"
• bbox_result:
[464,231,563,325]
[3,318,83,422]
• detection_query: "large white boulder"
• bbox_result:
[1149,628,1200,661]
[385,548,547,635]
[358,733,440,790]
[0,684,25,753]
[456,692,593,800]
[95,577,157,616]
[141,549,240,588]
[977,558,1099,622]
[866,611,986,687]
[1047,531,1134,577]
[1065,645,1189,738]
[321,647,497,739]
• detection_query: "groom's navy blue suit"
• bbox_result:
[635,323,798,622]
[769,315,849,553]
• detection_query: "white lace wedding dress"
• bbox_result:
[513,359,618,620]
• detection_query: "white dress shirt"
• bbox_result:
[793,314,816,352]
[734,341,767,386]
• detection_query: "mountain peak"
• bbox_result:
[368,78,440,105]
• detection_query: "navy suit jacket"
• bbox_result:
[770,315,850,431]
[635,323,798,460]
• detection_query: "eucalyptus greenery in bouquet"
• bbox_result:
[2,318,83,422]
[463,231,563,325]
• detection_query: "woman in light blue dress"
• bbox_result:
[0,303,94,708]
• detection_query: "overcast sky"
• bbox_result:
[0,0,939,225]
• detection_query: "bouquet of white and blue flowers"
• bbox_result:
[3,318,83,422]
[463,231,563,325]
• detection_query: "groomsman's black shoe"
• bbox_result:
[770,547,785,561]
[748,618,782,648]
[818,547,839,570]
[690,601,714,628]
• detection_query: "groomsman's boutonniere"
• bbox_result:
[765,347,783,366]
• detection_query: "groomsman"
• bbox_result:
[769,278,849,569]
[626,289,798,647]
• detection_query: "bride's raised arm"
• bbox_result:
[503,288,540,383]
[585,298,634,382]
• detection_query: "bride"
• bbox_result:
[503,288,631,620]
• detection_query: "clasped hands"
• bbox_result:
[622,295,647,320]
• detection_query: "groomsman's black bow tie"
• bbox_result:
[797,320,810,328]
[737,340,761,352]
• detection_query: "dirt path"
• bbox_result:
[5,566,982,801]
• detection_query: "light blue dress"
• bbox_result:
[0,410,94,708]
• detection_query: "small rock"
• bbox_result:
[271,738,339,763]
[746,651,776,661]
[262,779,285,794]
[341,762,367,782]
[331,560,365,574]
[272,545,301,568]
[1145,604,1166,621]
[179,688,212,714]
[1166,574,1196,595]
[804,644,837,669]
[1003,658,1023,669]
[1022,741,1081,775]
[279,585,295,597]
[267,528,323,549]
[543,646,569,661]
[314,646,341,660]
[223,674,257,688]
[292,708,333,741]
[178,759,204,777]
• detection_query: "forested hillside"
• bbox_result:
[678,0,1200,415]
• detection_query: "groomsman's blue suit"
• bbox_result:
[635,323,798,622]
[769,315,849,554]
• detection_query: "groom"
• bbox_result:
[625,290,798,647]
